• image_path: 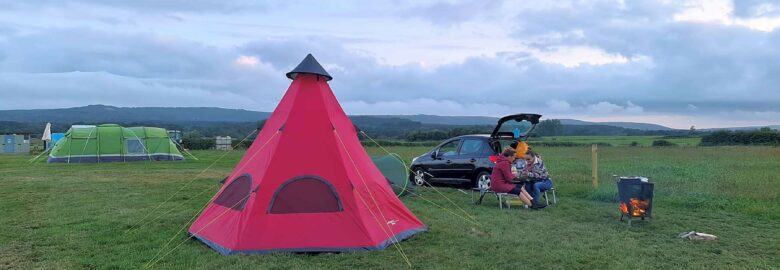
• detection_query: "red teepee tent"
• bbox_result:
[189,54,426,254]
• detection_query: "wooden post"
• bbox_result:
[591,144,599,187]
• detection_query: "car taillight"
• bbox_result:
[488,155,498,163]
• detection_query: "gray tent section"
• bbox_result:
[371,153,412,197]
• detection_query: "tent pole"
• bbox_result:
[78,127,96,164]
[67,130,72,164]
[96,127,100,163]
[143,127,151,162]
[125,127,151,163]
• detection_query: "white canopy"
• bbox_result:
[42,123,52,141]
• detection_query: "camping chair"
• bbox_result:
[471,187,520,210]
[497,192,521,209]
[498,189,556,209]
[471,187,497,205]
[542,188,557,206]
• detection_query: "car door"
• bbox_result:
[490,114,542,141]
[453,138,489,179]
[427,139,461,179]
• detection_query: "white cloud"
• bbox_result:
[674,0,780,32]
[586,101,624,114]
[585,101,643,115]
[533,46,632,67]
[625,101,644,113]
[234,55,259,67]
[341,98,513,117]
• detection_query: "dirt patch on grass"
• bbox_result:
[0,242,33,269]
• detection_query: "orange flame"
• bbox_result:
[620,198,649,217]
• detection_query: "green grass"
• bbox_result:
[1,146,779,269]
[529,135,702,146]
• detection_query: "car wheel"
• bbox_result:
[413,168,427,186]
[475,171,491,190]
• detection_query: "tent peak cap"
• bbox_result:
[286,53,333,81]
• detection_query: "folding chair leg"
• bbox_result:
[552,189,557,204]
[544,191,549,206]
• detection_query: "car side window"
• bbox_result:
[438,140,460,157]
[459,139,484,155]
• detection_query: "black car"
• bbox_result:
[409,113,541,189]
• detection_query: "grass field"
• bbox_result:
[1,146,779,269]
[528,135,702,146]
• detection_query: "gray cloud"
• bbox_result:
[0,0,268,13]
[402,0,505,25]
[510,1,780,104]
[733,0,780,17]
[0,29,225,78]
[0,0,778,128]
[0,27,290,110]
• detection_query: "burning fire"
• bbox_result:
[620,198,650,217]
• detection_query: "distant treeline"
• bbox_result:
[404,127,493,141]
[700,128,780,146]
[0,120,263,139]
[5,119,778,148]
[181,138,440,150]
[399,119,698,141]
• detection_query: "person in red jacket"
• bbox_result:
[491,147,537,208]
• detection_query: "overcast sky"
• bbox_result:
[0,0,779,128]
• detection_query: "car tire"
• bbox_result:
[412,168,428,186]
[475,171,491,190]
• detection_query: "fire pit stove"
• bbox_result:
[617,176,654,225]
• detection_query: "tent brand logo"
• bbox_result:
[387,219,399,226]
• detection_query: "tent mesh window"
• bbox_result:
[214,174,252,210]
[269,175,343,214]
[126,139,146,154]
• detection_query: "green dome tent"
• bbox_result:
[371,153,413,196]
[48,124,184,163]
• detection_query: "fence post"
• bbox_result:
[591,144,599,187]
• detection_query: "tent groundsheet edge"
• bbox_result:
[189,226,427,255]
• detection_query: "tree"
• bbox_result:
[535,119,564,136]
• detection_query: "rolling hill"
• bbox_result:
[0,105,269,123]
[558,119,673,130]
[1,105,677,131]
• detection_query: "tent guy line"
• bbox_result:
[334,129,413,267]
[126,183,220,236]
[360,130,483,226]
[389,182,482,227]
[142,130,281,264]
[143,187,259,269]
[124,128,258,234]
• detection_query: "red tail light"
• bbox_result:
[488,155,498,163]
